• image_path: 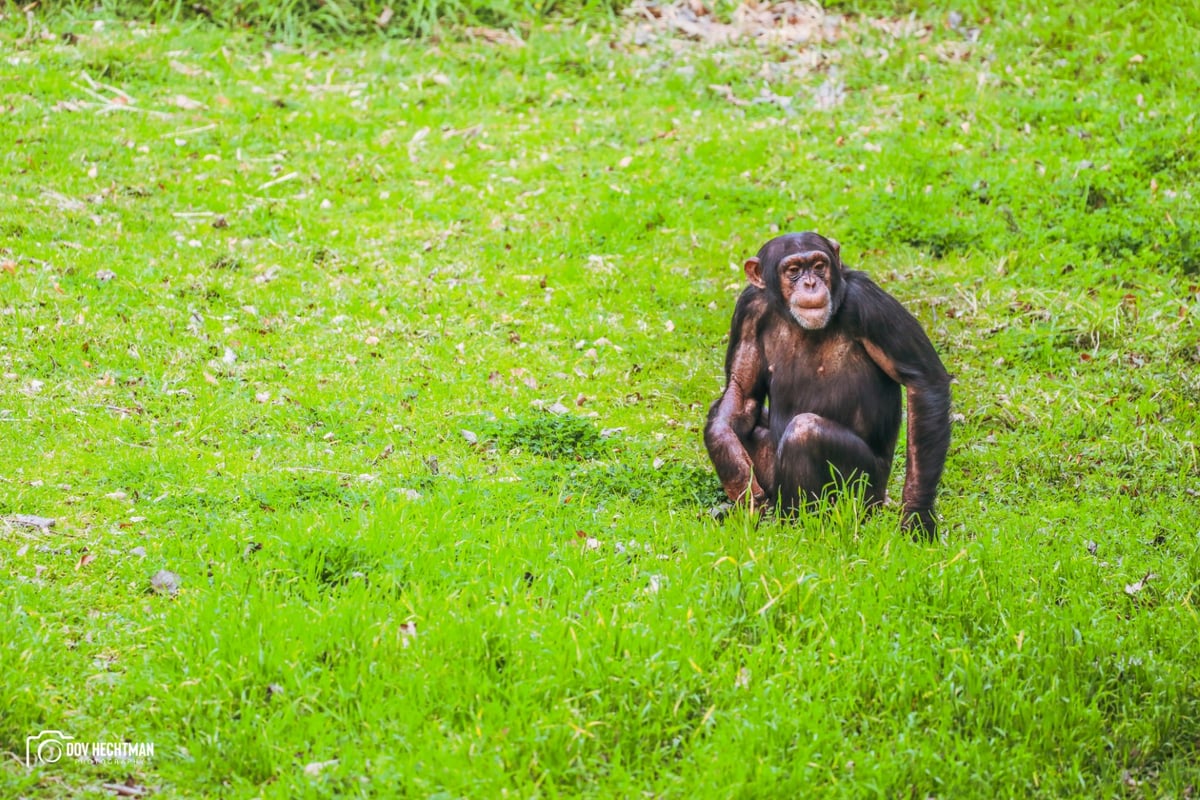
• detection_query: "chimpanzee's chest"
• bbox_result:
[761,327,897,435]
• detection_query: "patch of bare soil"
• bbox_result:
[622,0,935,48]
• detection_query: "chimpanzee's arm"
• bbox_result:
[705,291,770,508]
[850,276,951,536]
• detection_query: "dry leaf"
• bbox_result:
[150,569,182,596]
[1124,571,1158,596]
[303,759,338,778]
[7,514,56,529]
[813,77,846,110]
[465,27,525,46]
[169,59,205,77]
[168,95,206,110]
[708,84,748,107]
[77,552,96,570]
[370,444,395,465]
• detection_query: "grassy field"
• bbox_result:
[2,1,1199,797]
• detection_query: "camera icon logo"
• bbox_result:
[25,731,74,767]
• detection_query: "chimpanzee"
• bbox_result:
[704,232,951,537]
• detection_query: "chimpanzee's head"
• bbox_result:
[744,232,845,330]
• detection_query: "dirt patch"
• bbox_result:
[622,0,934,48]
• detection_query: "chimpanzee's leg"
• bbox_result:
[774,413,887,514]
[743,424,777,504]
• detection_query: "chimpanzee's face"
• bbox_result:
[744,233,842,330]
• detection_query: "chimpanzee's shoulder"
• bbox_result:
[842,269,886,295]
[734,284,770,312]
[842,270,906,309]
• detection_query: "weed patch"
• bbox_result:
[521,460,724,507]
[475,412,606,460]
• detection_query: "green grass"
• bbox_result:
[2,1,1199,796]
[12,0,623,38]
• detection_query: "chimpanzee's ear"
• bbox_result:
[827,238,841,266]
[744,257,766,289]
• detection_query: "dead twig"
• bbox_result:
[16,7,37,46]
[71,71,172,119]
[274,466,357,478]
[258,172,300,191]
[158,123,219,140]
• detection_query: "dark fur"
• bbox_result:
[704,232,951,536]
